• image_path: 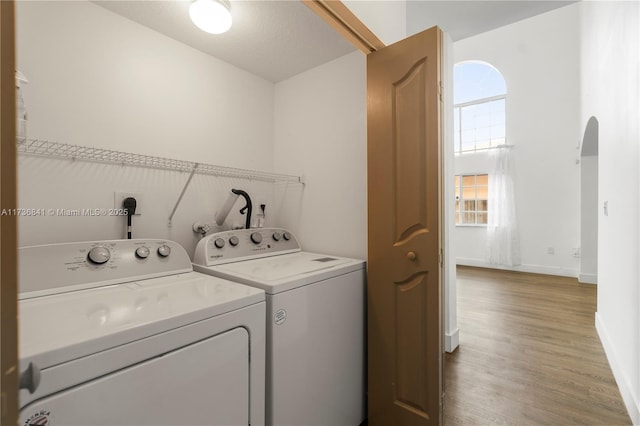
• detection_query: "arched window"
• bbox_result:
[454,61,506,154]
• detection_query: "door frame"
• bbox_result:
[302,0,385,54]
[1,1,20,424]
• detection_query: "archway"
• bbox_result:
[580,116,599,284]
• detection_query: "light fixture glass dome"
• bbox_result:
[189,0,232,34]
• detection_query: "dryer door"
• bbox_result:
[20,327,249,426]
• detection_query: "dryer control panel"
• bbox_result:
[19,239,193,299]
[193,228,300,266]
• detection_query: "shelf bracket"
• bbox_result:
[168,163,199,227]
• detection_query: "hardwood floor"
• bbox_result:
[444,266,631,426]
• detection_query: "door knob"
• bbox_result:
[406,251,417,261]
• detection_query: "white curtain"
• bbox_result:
[486,146,521,266]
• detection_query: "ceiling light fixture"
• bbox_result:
[189,0,232,35]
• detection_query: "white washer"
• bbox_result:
[18,239,265,426]
[193,228,366,426]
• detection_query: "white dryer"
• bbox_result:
[193,228,366,426]
[18,239,265,426]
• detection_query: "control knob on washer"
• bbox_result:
[157,244,171,257]
[250,232,263,244]
[229,236,239,246]
[283,232,291,241]
[272,232,281,241]
[87,246,111,264]
[135,246,150,259]
[214,238,225,249]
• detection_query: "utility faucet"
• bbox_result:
[231,189,252,229]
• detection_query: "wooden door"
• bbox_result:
[367,26,443,426]
[1,1,20,424]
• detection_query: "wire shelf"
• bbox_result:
[17,138,303,184]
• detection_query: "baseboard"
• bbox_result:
[456,258,578,278]
[445,328,459,353]
[578,273,597,284]
[595,312,640,425]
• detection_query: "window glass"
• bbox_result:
[454,62,507,154]
[454,62,506,104]
[454,174,488,225]
[461,175,475,186]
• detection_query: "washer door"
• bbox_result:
[20,327,249,426]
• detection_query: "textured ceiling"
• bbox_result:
[93,0,356,83]
[94,1,579,83]
[407,1,578,41]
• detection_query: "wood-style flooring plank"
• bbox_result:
[444,266,631,426]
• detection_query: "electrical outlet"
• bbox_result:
[114,192,142,215]
[572,247,581,258]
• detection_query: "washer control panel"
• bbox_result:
[19,239,193,299]
[193,228,300,266]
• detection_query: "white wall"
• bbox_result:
[579,116,599,284]
[452,4,582,277]
[17,1,274,169]
[580,154,598,284]
[343,0,406,46]
[273,51,367,260]
[579,1,640,423]
[16,1,280,256]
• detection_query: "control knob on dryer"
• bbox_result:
[283,232,292,241]
[272,232,281,241]
[87,246,111,264]
[229,236,239,246]
[214,238,225,249]
[157,244,171,257]
[135,246,150,259]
